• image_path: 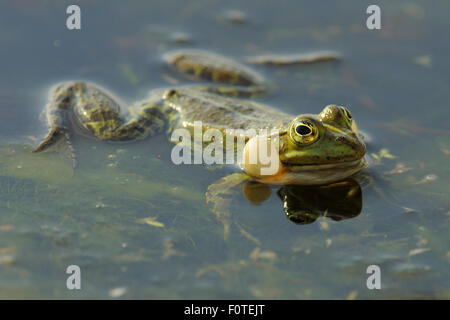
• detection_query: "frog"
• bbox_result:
[33,50,367,238]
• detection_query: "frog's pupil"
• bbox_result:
[343,108,352,119]
[296,124,311,135]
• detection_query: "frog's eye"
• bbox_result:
[290,119,319,146]
[341,107,352,121]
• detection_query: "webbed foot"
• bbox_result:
[33,127,77,168]
[205,172,250,240]
[32,127,64,153]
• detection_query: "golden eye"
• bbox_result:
[290,119,318,145]
[341,107,352,121]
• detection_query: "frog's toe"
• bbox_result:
[33,127,64,153]
[33,127,77,168]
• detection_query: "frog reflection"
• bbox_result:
[242,178,362,225]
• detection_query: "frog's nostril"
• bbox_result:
[163,89,178,99]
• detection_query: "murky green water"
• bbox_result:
[0,0,449,299]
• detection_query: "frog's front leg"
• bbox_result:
[206,172,256,240]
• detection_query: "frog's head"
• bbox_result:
[241,105,367,185]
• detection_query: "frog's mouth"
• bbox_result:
[272,158,367,185]
[244,157,367,186]
[283,158,367,172]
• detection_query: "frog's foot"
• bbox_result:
[33,127,77,168]
[32,127,64,153]
[245,51,340,65]
[205,172,250,240]
[32,82,84,167]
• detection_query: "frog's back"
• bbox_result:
[164,88,292,133]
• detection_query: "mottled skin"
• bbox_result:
[34,50,366,185]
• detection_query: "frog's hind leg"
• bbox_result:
[103,98,172,141]
[33,82,83,167]
[32,127,65,153]
[163,50,272,98]
[192,84,271,98]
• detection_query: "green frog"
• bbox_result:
[33,50,367,237]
